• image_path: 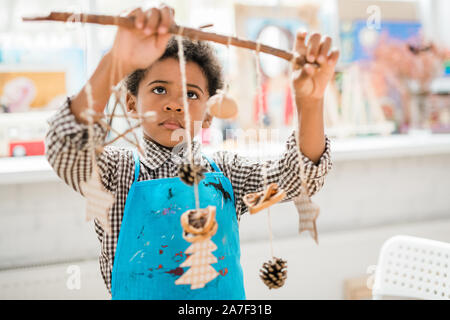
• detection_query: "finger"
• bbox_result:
[124,7,145,29]
[292,67,315,95]
[303,63,316,77]
[144,7,161,35]
[294,30,308,56]
[292,63,315,81]
[306,33,321,63]
[327,49,340,67]
[121,6,140,17]
[158,5,173,34]
[317,36,332,65]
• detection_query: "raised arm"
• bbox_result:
[291,31,339,163]
[70,6,175,123]
[215,133,332,219]
[45,6,175,194]
[214,31,338,219]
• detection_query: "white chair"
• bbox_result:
[372,235,450,300]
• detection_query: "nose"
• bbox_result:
[163,104,184,113]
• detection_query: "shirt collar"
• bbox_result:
[141,136,204,170]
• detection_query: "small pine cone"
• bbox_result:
[178,163,206,186]
[259,257,287,289]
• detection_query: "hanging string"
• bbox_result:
[176,30,201,212]
[85,81,97,167]
[254,41,274,257]
[80,13,98,172]
[254,42,264,129]
[267,207,274,258]
[253,42,268,187]
[225,35,232,90]
[104,13,122,139]
[217,35,233,115]
[289,53,307,185]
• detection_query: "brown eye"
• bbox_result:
[152,86,166,95]
[187,91,198,100]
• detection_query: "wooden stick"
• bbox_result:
[23,11,303,63]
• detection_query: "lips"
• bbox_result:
[160,119,183,130]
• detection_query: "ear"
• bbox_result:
[202,111,213,129]
[126,92,138,116]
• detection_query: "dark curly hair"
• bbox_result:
[125,37,223,97]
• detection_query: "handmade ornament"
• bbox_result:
[259,257,287,289]
[178,163,206,186]
[293,183,320,244]
[181,205,218,243]
[175,239,219,289]
[243,183,286,214]
[207,89,238,119]
[176,205,219,289]
[181,205,217,236]
[206,35,238,120]
[22,12,324,293]
[248,46,290,289]
[80,167,114,234]
[289,48,322,245]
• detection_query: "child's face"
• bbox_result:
[127,58,211,148]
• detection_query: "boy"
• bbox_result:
[45,5,337,299]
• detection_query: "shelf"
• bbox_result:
[0,156,58,185]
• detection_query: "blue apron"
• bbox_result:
[111,151,246,300]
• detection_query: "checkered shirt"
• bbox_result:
[45,97,332,295]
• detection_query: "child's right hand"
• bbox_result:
[109,5,175,78]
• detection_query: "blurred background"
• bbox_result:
[0,0,449,300]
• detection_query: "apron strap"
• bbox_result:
[132,150,140,182]
[202,154,221,173]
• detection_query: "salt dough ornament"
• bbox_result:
[176,205,219,289]
[178,163,207,186]
[243,183,286,214]
[207,90,238,119]
[260,257,288,289]
[80,166,114,234]
[293,183,320,244]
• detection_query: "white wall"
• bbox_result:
[1,137,449,299]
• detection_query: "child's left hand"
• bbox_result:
[292,31,340,101]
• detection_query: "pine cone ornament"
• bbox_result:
[259,257,287,289]
[178,163,206,186]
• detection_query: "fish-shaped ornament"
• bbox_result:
[243,183,286,214]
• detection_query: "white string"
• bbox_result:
[267,207,274,258]
[254,42,274,258]
[80,13,97,170]
[289,53,307,184]
[85,81,96,166]
[254,43,269,190]
[225,35,232,94]
[176,33,200,212]
[176,33,192,163]
[216,35,233,116]
[254,42,264,129]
